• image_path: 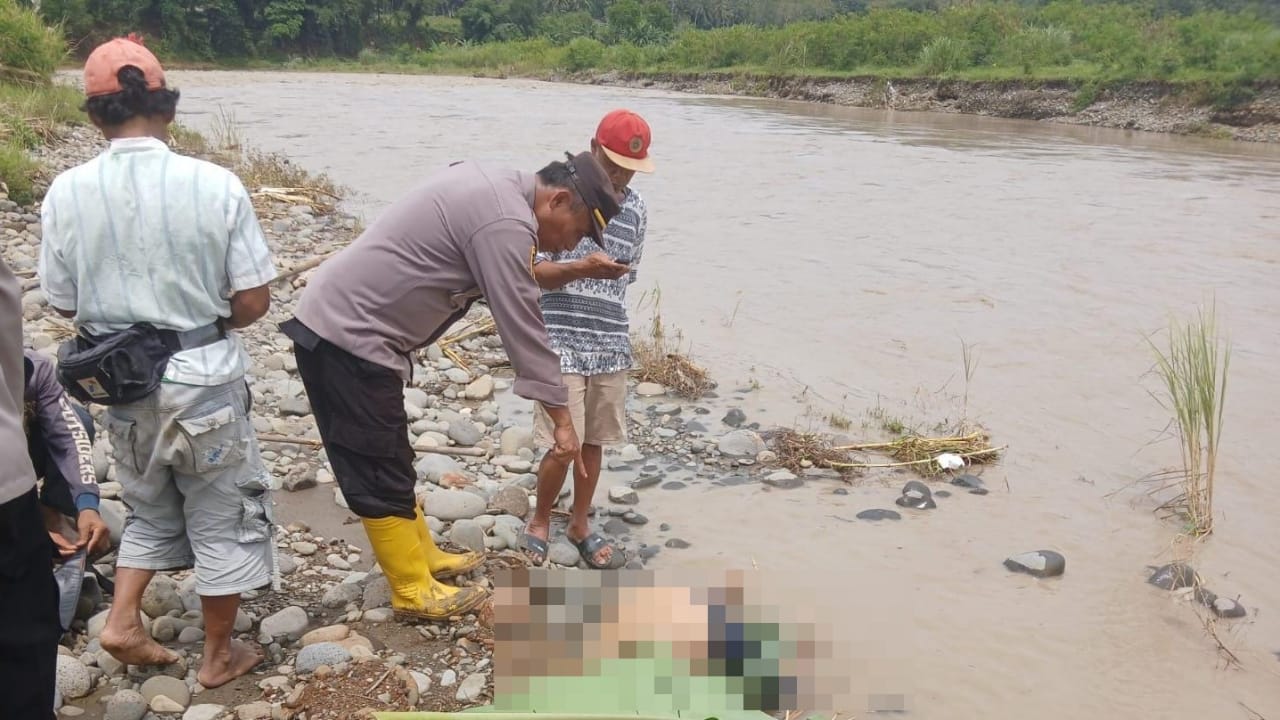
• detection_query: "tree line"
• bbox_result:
[22,0,1280,62]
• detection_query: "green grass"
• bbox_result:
[1147,300,1231,537]
[0,82,83,204]
[0,0,67,80]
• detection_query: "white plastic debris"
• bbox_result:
[936,453,965,471]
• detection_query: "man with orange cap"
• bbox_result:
[522,109,655,569]
[39,35,277,689]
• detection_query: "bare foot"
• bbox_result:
[101,625,180,666]
[198,639,264,689]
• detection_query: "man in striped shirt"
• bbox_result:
[522,110,654,570]
[39,37,276,688]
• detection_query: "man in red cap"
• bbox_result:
[521,109,655,569]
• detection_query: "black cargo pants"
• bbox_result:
[281,319,419,520]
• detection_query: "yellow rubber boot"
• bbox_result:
[361,514,488,621]
[414,506,485,580]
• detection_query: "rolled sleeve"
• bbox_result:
[463,220,569,408]
[38,183,77,311]
[224,174,277,291]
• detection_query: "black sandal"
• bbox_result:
[521,532,548,567]
[569,532,623,570]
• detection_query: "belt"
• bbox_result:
[157,322,226,353]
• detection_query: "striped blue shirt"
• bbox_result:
[38,137,277,386]
[536,186,648,376]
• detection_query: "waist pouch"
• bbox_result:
[56,322,225,406]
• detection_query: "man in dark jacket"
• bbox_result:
[24,350,109,560]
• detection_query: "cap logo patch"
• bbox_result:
[629,136,644,154]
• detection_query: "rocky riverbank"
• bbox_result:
[4,121,843,719]
[545,71,1280,143]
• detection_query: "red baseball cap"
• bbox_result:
[594,109,654,173]
[83,34,166,98]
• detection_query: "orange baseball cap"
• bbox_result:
[83,34,166,98]
[595,109,654,173]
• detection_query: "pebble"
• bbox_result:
[951,474,984,489]
[500,426,535,455]
[56,654,92,700]
[608,487,639,505]
[440,668,458,687]
[296,642,353,674]
[104,689,148,720]
[448,519,487,553]
[895,480,936,509]
[717,429,765,457]
[465,375,495,400]
[722,409,747,427]
[236,702,273,720]
[1004,551,1066,578]
[260,606,310,639]
[326,553,351,571]
[416,454,463,483]
[177,626,205,643]
[549,540,581,567]
[424,489,487,521]
[1148,563,1199,591]
[856,509,902,521]
[141,575,184,619]
[291,541,318,556]
[363,608,394,623]
[665,538,691,549]
[456,672,487,702]
[635,382,666,397]
[1212,597,1247,619]
[300,626,350,649]
[183,705,228,720]
[489,485,530,518]
[763,470,802,489]
[321,583,363,608]
[151,695,188,713]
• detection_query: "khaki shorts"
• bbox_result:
[533,372,628,448]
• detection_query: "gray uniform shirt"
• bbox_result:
[291,162,569,408]
[1,260,38,506]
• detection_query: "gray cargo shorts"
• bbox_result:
[104,378,274,596]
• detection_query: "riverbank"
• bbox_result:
[147,57,1280,144]
[5,115,883,718]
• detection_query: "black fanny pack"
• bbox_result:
[56,322,226,406]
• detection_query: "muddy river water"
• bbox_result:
[168,70,1280,717]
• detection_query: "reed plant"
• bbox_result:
[1147,300,1231,537]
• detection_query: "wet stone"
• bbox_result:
[638,545,661,560]
[895,481,936,510]
[832,488,849,496]
[630,474,662,490]
[1211,597,1247,619]
[622,512,648,526]
[935,490,952,498]
[664,538,691,549]
[1148,563,1199,591]
[856,509,902,522]
[969,488,989,496]
[1004,551,1066,578]
[661,481,686,491]
[722,409,746,427]
[602,518,629,536]
[951,474,984,489]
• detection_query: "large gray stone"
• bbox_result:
[141,575,184,620]
[456,672,487,702]
[141,675,191,708]
[1004,551,1066,578]
[488,486,530,519]
[321,583,363,609]
[104,689,148,720]
[55,655,92,700]
[500,426,535,456]
[415,454,462,484]
[183,705,228,720]
[296,642,353,674]
[717,430,765,457]
[362,576,392,610]
[260,606,309,639]
[448,519,486,554]
[424,489,486,521]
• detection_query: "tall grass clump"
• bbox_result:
[1147,301,1231,537]
[0,0,66,81]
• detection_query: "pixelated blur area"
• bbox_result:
[490,566,914,716]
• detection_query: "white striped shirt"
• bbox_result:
[39,137,276,387]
